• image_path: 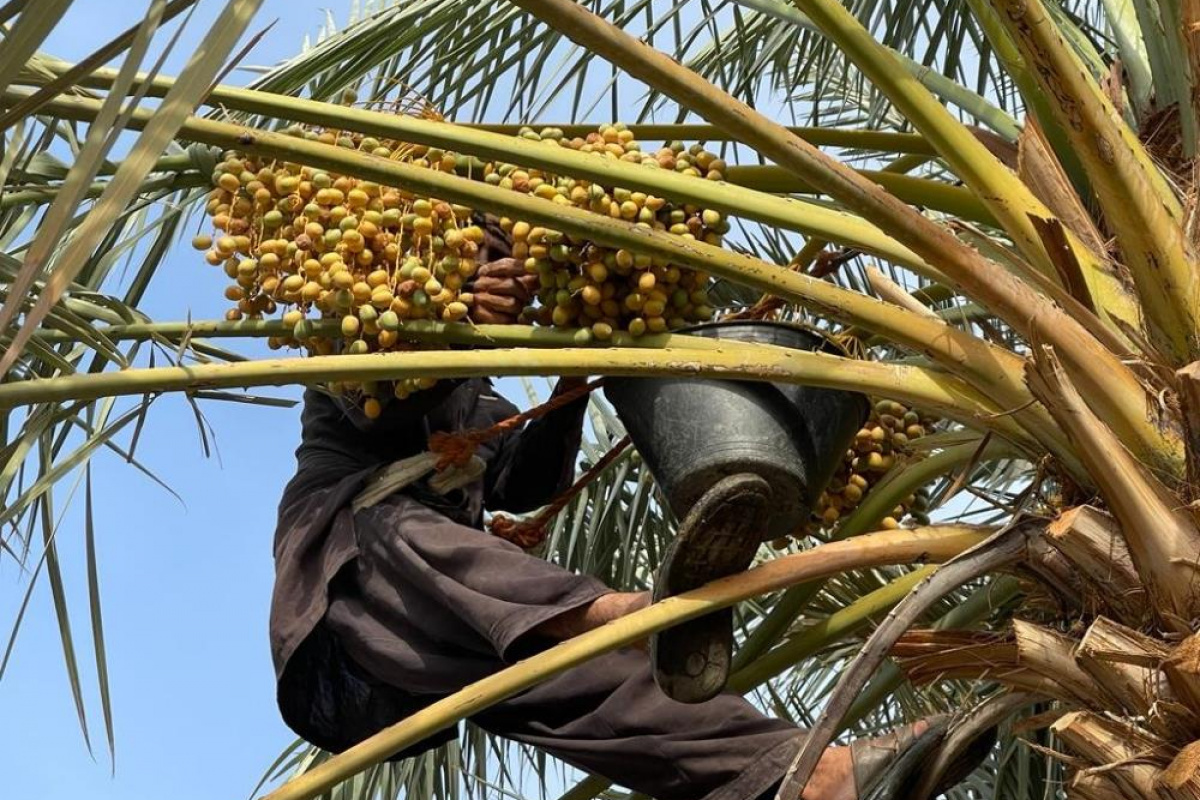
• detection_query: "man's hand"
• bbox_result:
[470,258,540,325]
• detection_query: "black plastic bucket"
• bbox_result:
[604,321,870,539]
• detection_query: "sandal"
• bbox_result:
[852,716,996,800]
[650,472,772,704]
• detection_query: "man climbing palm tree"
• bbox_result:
[267,216,985,800]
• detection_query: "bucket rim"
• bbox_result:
[667,319,872,422]
[675,318,853,357]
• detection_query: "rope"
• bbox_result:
[426,377,624,549]
[490,435,632,549]
[427,377,604,470]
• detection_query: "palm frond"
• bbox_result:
[241,0,1033,137]
[0,0,282,759]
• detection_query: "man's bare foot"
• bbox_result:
[800,720,931,800]
[533,591,650,641]
[801,745,852,800]
[591,590,652,625]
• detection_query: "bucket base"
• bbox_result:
[665,457,802,542]
[651,472,771,703]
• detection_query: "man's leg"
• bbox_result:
[492,595,871,800]
[326,496,858,799]
[470,646,803,800]
[530,590,650,641]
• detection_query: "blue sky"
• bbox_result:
[0,4,384,799]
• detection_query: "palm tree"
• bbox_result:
[3,0,1200,797]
